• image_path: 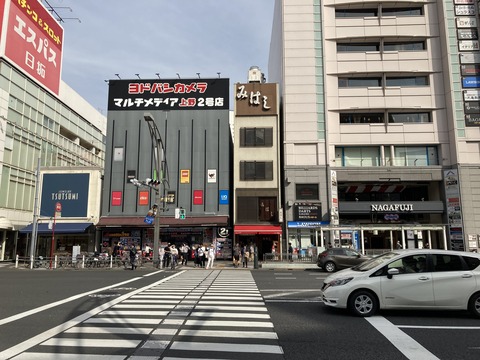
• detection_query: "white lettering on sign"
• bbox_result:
[371,204,413,212]
[236,85,271,110]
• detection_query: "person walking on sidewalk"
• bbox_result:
[233,244,241,268]
[205,245,215,269]
[242,245,250,268]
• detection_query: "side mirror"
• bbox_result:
[387,268,400,279]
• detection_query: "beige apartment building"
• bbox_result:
[269,0,480,253]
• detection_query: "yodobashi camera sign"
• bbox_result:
[370,204,413,212]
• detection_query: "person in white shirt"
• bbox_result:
[205,245,215,269]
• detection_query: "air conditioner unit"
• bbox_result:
[287,200,293,207]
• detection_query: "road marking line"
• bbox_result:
[185,320,274,328]
[265,299,323,303]
[178,329,278,339]
[399,325,480,330]
[0,271,184,360]
[0,268,164,326]
[189,312,270,319]
[41,338,141,348]
[366,316,440,360]
[194,305,267,312]
[11,353,125,359]
[65,326,152,334]
[170,341,284,354]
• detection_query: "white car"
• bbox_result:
[320,249,480,317]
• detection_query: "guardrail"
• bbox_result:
[14,255,148,270]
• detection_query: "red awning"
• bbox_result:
[97,216,229,227]
[234,225,283,235]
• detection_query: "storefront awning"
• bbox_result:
[234,225,283,235]
[19,222,93,234]
[97,216,229,227]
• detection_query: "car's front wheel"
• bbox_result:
[468,292,480,318]
[324,261,337,273]
[348,290,378,317]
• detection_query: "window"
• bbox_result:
[382,7,423,17]
[336,147,380,167]
[335,9,378,17]
[432,255,464,272]
[296,184,319,200]
[386,76,429,87]
[240,127,273,147]
[240,161,273,181]
[340,113,384,124]
[394,146,438,166]
[388,113,431,123]
[463,256,480,270]
[338,77,381,87]
[384,41,426,51]
[337,43,379,52]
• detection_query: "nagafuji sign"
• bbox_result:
[371,204,413,212]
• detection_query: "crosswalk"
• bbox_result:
[9,270,284,359]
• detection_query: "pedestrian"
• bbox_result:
[164,244,171,268]
[201,244,207,268]
[249,243,254,263]
[396,241,403,249]
[158,246,165,268]
[194,245,200,267]
[233,244,241,268]
[288,242,293,262]
[170,244,178,269]
[181,243,190,265]
[196,245,205,268]
[242,245,250,268]
[206,245,215,269]
[129,245,137,270]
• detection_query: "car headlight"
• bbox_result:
[327,277,354,287]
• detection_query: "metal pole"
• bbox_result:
[30,157,41,259]
[144,113,167,266]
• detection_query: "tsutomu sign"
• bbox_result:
[40,173,90,217]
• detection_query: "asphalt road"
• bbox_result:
[0,265,479,359]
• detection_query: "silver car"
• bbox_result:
[320,249,480,317]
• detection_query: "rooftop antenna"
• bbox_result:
[217,72,221,78]
[155,73,161,79]
[197,73,201,78]
[43,0,81,22]
[115,74,121,79]
[135,74,141,79]
[176,73,181,79]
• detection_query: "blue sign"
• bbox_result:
[219,190,229,205]
[40,173,89,217]
[288,221,330,228]
[144,216,155,224]
[463,77,480,88]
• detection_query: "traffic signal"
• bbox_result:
[146,178,160,186]
[179,208,186,219]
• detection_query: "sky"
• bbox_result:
[43,0,276,115]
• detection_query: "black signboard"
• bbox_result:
[293,203,322,221]
[464,101,480,113]
[465,113,480,126]
[107,78,229,111]
[458,28,479,40]
[461,64,480,76]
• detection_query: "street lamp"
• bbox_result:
[143,112,168,265]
